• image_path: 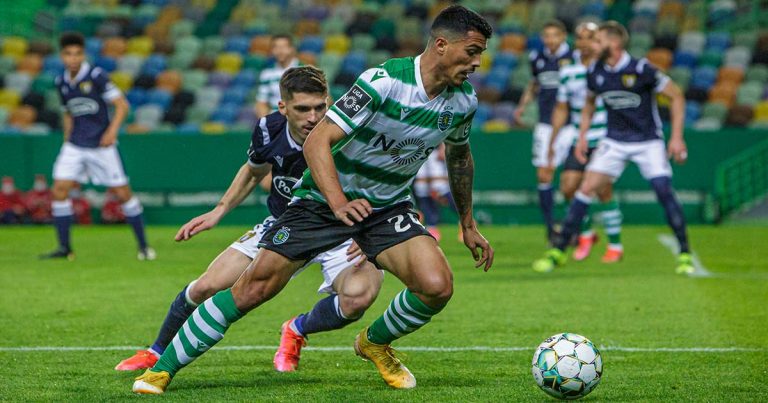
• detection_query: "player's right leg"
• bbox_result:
[561,165,597,261]
[41,143,83,259]
[116,247,252,371]
[356,235,452,389]
[532,124,557,242]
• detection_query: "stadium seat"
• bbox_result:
[31,73,56,94]
[8,105,36,128]
[646,48,672,71]
[736,82,763,106]
[127,36,154,57]
[717,67,744,85]
[754,101,768,121]
[134,104,164,129]
[708,83,736,107]
[350,34,375,53]
[215,52,243,74]
[724,46,752,69]
[692,116,722,131]
[2,37,28,60]
[200,121,227,134]
[745,65,768,83]
[677,31,705,56]
[231,70,256,88]
[207,71,231,88]
[146,89,173,109]
[95,56,118,73]
[85,37,103,58]
[684,101,701,124]
[126,88,148,107]
[701,102,729,122]
[202,36,225,57]
[4,73,32,96]
[17,54,43,76]
[141,54,167,77]
[224,36,250,55]
[110,71,133,92]
[668,67,691,90]
[249,36,271,56]
[324,34,351,54]
[184,104,212,124]
[194,86,222,110]
[672,51,697,69]
[706,32,731,53]
[101,37,127,58]
[118,55,145,78]
[0,106,8,126]
[690,66,718,90]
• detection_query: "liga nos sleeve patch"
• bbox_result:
[334,84,373,119]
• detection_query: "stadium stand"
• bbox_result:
[0,0,766,135]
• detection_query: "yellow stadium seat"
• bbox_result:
[201,122,227,134]
[127,36,154,57]
[2,37,28,60]
[215,52,243,74]
[482,119,512,133]
[754,101,768,121]
[0,89,21,109]
[324,34,350,54]
[110,71,134,92]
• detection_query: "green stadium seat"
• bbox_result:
[185,104,212,125]
[0,106,8,126]
[692,117,723,131]
[351,34,376,52]
[202,36,225,58]
[0,56,16,75]
[117,55,144,78]
[733,30,758,50]
[630,32,653,53]
[170,20,195,40]
[745,65,768,83]
[698,50,723,68]
[31,73,56,94]
[668,67,691,90]
[181,69,208,92]
[701,102,729,122]
[320,17,347,36]
[736,82,763,106]
[168,52,196,70]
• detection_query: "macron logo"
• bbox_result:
[274,155,284,167]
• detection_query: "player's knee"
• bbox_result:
[537,169,553,184]
[52,182,70,200]
[650,176,673,198]
[188,278,219,303]
[417,271,453,305]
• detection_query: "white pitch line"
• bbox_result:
[657,234,713,277]
[0,345,762,353]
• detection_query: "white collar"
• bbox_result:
[544,42,569,58]
[64,61,90,85]
[414,55,447,101]
[285,124,303,151]
[604,51,631,72]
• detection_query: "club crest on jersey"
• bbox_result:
[622,74,636,88]
[335,84,372,119]
[438,107,454,132]
[79,81,92,94]
[273,226,291,244]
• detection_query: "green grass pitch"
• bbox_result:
[1,224,767,401]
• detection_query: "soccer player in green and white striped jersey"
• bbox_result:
[131,5,494,394]
[547,22,623,264]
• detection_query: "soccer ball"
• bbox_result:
[531,333,603,400]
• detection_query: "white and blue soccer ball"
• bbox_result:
[531,333,603,400]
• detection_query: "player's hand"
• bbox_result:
[461,224,494,272]
[667,137,688,164]
[575,136,589,164]
[346,240,367,267]
[175,209,224,241]
[513,106,525,125]
[99,129,118,147]
[333,198,372,226]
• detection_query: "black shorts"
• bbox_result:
[562,145,597,172]
[259,199,432,265]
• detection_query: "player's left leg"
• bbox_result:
[111,184,154,260]
[633,140,692,273]
[595,184,623,263]
[356,234,451,389]
[275,245,383,372]
[560,149,598,261]
[532,124,558,242]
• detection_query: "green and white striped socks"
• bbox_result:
[152,289,243,376]
[598,199,623,248]
[367,289,442,345]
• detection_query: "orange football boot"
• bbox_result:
[573,233,598,261]
[601,246,624,263]
[273,318,306,372]
[115,349,159,371]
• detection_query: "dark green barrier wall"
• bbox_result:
[1,129,765,225]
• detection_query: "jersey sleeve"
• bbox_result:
[445,96,477,146]
[528,51,539,81]
[92,68,122,101]
[55,77,68,113]
[325,67,390,135]
[246,118,270,167]
[639,58,670,93]
[586,64,598,95]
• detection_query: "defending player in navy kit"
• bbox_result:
[117,66,383,375]
[534,21,694,274]
[41,32,153,261]
[515,20,575,242]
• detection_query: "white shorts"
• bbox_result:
[52,142,129,187]
[532,123,574,168]
[229,216,356,294]
[586,138,673,180]
[414,152,449,197]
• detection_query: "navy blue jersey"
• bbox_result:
[55,62,122,148]
[247,112,308,217]
[586,52,670,142]
[529,43,574,124]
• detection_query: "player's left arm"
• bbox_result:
[658,80,687,164]
[445,142,494,271]
[98,70,129,147]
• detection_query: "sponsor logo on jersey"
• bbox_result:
[601,90,642,109]
[334,84,372,119]
[390,137,432,166]
[273,226,291,244]
[537,71,561,89]
[272,176,298,199]
[622,74,636,88]
[66,97,100,117]
[437,106,454,132]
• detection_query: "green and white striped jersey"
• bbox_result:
[294,56,477,208]
[557,61,607,146]
[257,58,300,110]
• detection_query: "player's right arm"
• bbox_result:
[175,162,271,241]
[303,118,371,225]
[575,93,596,163]
[514,81,538,124]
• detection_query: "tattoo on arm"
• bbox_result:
[445,143,474,221]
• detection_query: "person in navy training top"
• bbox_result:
[41,32,154,261]
[116,66,383,374]
[515,20,575,244]
[533,21,694,275]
